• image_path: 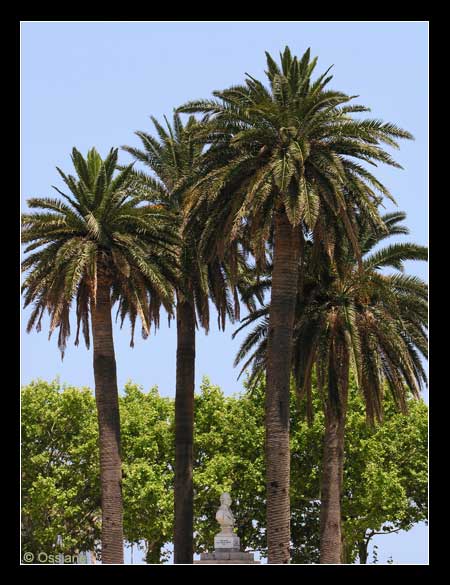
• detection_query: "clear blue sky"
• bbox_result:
[20,21,428,564]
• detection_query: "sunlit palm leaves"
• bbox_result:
[123,113,250,330]
[22,147,179,355]
[177,46,413,268]
[234,212,428,423]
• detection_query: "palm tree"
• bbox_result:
[21,147,178,563]
[313,214,427,564]
[177,47,412,563]
[233,211,428,563]
[122,114,242,563]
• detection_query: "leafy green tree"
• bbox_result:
[21,376,427,564]
[341,394,428,563]
[193,377,266,554]
[290,377,428,563]
[178,47,412,563]
[120,382,174,563]
[191,376,428,564]
[21,147,179,563]
[21,380,100,558]
[21,379,175,564]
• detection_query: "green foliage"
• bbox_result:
[21,376,427,563]
[120,382,174,563]
[21,380,100,556]
[342,394,428,563]
[193,377,266,554]
[290,377,428,563]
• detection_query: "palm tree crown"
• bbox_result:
[22,147,179,353]
[178,46,413,266]
[234,210,428,422]
[123,113,247,330]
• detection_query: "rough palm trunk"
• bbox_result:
[265,206,300,564]
[319,351,348,564]
[91,277,124,564]
[174,299,196,564]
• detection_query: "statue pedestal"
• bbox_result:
[214,534,240,551]
[194,551,260,564]
[196,533,259,564]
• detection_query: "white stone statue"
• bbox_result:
[215,493,236,535]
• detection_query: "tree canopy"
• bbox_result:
[21,376,427,563]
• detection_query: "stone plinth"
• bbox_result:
[214,534,240,551]
[194,551,260,564]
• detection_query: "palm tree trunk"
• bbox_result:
[319,350,348,564]
[265,206,300,564]
[91,279,124,564]
[319,403,346,563]
[174,299,196,564]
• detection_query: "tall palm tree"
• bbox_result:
[122,114,242,563]
[21,147,178,563]
[177,47,412,562]
[312,214,427,564]
[233,211,428,563]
